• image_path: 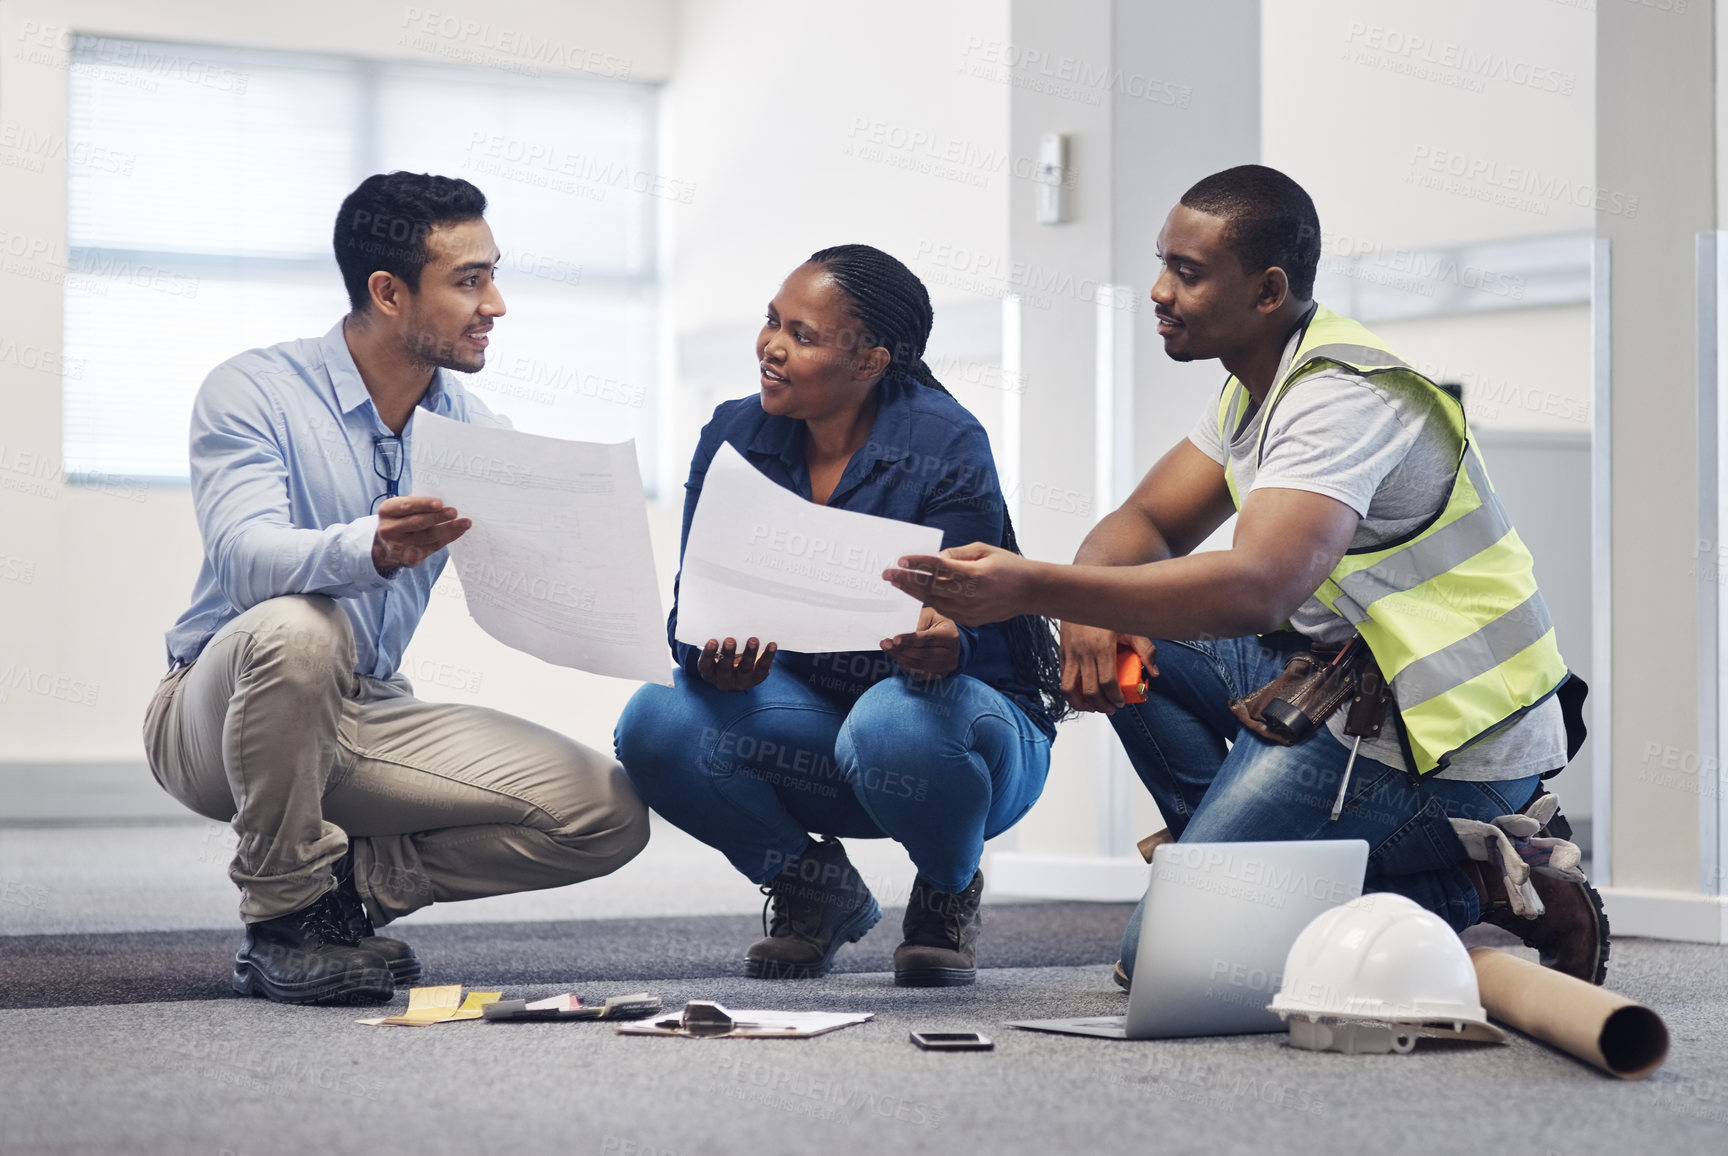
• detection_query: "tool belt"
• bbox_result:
[1229,634,1390,746]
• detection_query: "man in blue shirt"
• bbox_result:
[144,172,648,1005]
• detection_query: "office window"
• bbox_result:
[64,37,665,487]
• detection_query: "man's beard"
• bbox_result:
[403,327,482,374]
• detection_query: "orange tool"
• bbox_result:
[1117,647,1149,703]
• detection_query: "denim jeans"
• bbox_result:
[614,666,1052,893]
[1111,636,1539,979]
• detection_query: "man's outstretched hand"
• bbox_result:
[1061,624,1158,714]
[373,496,471,575]
[883,542,1036,626]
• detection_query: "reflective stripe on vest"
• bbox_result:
[1215,305,1569,775]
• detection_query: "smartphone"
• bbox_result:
[909,1031,993,1051]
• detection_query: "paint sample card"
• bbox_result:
[674,443,938,654]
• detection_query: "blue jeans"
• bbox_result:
[1111,636,1539,979]
[615,667,1052,893]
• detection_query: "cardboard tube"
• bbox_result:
[1469,947,1669,1080]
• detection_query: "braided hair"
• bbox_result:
[807,243,1071,725]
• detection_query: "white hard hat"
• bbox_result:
[1268,892,1506,1054]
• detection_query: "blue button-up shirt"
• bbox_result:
[165,320,506,678]
[670,371,1053,737]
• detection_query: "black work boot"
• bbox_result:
[893,870,984,988]
[332,849,422,986]
[231,888,395,1005]
[1465,793,1610,985]
[745,838,881,979]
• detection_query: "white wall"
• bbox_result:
[1598,0,1716,899]
[989,0,1265,864]
[662,0,1013,484]
[1263,0,1596,436]
[1263,0,1599,824]
[665,0,1009,333]
[0,0,676,761]
[992,0,1120,860]
[1265,0,1595,248]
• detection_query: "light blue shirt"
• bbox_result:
[165,319,506,678]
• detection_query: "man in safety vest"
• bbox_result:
[886,164,1606,985]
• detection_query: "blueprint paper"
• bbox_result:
[410,411,670,685]
[674,442,938,654]
[616,1008,875,1039]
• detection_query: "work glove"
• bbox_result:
[1509,793,1587,883]
[1451,817,1543,917]
[1450,794,1587,919]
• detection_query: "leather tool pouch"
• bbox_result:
[1229,638,1379,746]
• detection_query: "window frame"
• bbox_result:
[62,34,666,493]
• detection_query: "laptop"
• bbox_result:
[1008,839,1368,1040]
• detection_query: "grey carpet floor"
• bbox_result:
[0,903,1128,1009]
[3,913,1727,1156]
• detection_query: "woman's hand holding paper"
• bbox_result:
[881,607,961,677]
[697,636,778,691]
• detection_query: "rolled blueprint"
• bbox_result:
[1469,947,1669,1080]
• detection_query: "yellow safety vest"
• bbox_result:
[1215,305,1570,776]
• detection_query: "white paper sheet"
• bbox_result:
[674,442,940,654]
[410,411,670,685]
[615,1009,875,1038]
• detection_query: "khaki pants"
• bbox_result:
[143,595,648,924]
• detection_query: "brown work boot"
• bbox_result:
[1136,827,1176,864]
[1456,790,1609,985]
[1466,858,1611,986]
[745,838,881,980]
[893,870,984,987]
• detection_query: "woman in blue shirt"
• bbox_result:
[615,244,1065,986]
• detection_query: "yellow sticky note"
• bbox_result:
[389,1010,453,1025]
[363,984,467,1026]
[446,991,503,1022]
[393,984,466,1024]
[408,985,465,1012]
[358,986,503,1027]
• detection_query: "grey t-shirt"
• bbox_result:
[1185,327,1566,781]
